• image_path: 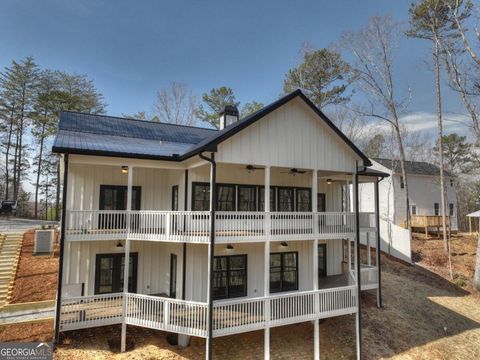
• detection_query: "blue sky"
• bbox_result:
[0,0,471,136]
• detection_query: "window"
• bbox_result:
[450,179,454,187]
[411,205,417,215]
[217,184,236,211]
[99,185,141,210]
[317,193,326,212]
[170,254,177,298]
[192,183,210,211]
[400,176,404,189]
[259,187,276,211]
[213,255,247,299]
[318,244,327,278]
[238,185,256,211]
[95,253,138,294]
[449,203,454,216]
[434,203,439,216]
[296,188,311,212]
[278,188,294,212]
[172,186,179,211]
[270,252,298,293]
[99,185,141,229]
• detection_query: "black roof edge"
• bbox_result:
[51,146,183,162]
[182,90,372,166]
[358,168,390,178]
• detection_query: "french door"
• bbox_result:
[318,244,327,277]
[95,253,138,294]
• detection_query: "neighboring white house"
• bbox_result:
[52,90,386,360]
[357,158,458,262]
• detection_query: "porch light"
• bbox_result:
[116,240,124,248]
[280,242,288,248]
[327,179,332,185]
[226,244,234,251]
[121,166,129,174]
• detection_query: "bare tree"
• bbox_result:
[342,15,413,230]
[326,104,368,144]
[153,82,198,126]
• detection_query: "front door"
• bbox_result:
[318,244,327,277]
[99,185,141,229]
[170,254,177,298]
[95,253,138,294]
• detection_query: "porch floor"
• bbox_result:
[318,274,349,289]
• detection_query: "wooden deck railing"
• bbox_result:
[60,286,357,336]
[65,210,366,243]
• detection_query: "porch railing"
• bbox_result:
[65,210,364,243]
[60,285,357,336]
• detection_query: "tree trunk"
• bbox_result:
[393,125,411,231]
[12,130,19,201]
[474,233,480,291]
[34,122,46,219]
[434,39,449,254]
[4,102,15,200]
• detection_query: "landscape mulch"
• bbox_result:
[9,229,59,303]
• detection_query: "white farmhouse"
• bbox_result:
[52,90,388,360]
[357,158,457,262]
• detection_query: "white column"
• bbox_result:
[264,166,270,360]
[121,165,133,353]
[312,169,320,360]
[353,173,361,360]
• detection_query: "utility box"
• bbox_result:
[34,229,55,255]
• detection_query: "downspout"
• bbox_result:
[199,152,216,360]
[54,153,69,344]
[354,163,362,360]
[182,169,188,301]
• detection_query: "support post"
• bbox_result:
[374,180,382,308]
[366,232,371,266]
[199,153,216,360]
[182,169,189,301]
[121,165,133,352]
[54,153,69,344]
[353,168,362,360]
[313,238,319,360]
[264,165,270,360]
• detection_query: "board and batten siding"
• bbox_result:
[215,98,361,172]
[63,240,184,297]
[63,239,344,301]
[67,164,185,211]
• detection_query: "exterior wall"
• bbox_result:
[63,239,344,302]
[67,164,185,211]
[188,163,344,212]
[215,98,362,171]
[63,240,184,297]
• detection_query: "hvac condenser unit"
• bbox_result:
[34,229,55,255]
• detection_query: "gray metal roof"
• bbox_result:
[52,91,372,165]
[53,112,216,160]
[374,158,451,176]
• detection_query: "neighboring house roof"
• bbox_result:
[466,210,480,218]
[52,90,371,166]
[373,158,452,177]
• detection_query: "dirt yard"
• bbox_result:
[1,231,479,359]
[10,229,58,303]
[411,231,478,291]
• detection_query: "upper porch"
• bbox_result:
[63,155,378,244]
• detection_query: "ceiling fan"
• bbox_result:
[281,168,307,176]
[243,165,264,173]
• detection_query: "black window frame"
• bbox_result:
[237,185,257,212]
[99,185,141,211]
[400,176,404,189]
[170,253,177,298]
[217,183,236,211]
[411,205,417,215]
[277,187,295,212]
[434,203,439,216]
[258,186,276,212]
[449,203,454,216]
[295,187,312,212]
[213,254,248,300]
[94,252,138,295]
[269,251,299,293]
[172,185,179,211]
[192,182,211,211]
